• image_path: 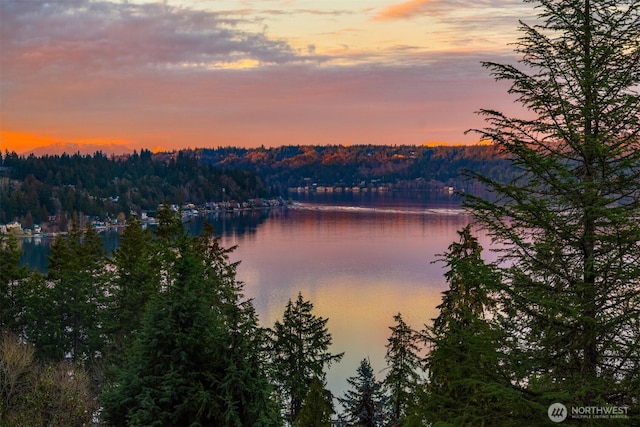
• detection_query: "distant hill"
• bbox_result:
[195,144,516,193]
[0,150,269,227]
[1,144,517,227]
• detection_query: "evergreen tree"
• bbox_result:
[414,226,525,426]
[11,267,53,362]
[0,234,28,335]
[466,0,640,412]
[38,223,110,381]
[101,214,279,426]
[105,216,158,368]
[382,313,422,427]
[295,377,334,427]
[339,358,386,427]
[155,202,183,242]
[269,292,344,424]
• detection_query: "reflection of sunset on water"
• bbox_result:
[221,203,493,397]
[18,197,495,398]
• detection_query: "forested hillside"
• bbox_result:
[0,149,269,227]
[1,144,515,229]
[196,144,516,192]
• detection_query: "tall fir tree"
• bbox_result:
[105,216,159,369]
[294,377,334,427]
[382,313,422,427]
[101,212,279,426]
[0,234,28,335]
[338,358,386,427]
[466,0,640,414]
[269,292,344,425]
[38,222,110,382]
[413,225,526,426]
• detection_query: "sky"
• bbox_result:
[0,0,535,154]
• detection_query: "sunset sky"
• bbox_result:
[0,0,535,154]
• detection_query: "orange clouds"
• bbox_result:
[373,0,433,21]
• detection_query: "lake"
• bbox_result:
[19,192,492,401]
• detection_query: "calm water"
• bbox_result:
[19,193,493,399]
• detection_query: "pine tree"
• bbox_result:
[105,216,158,367]
[295,377,334,427]
[101,215,279,426]
[382,313,422,427]
[0,234,28,335]
[339,358,386,427]
[39,223,110,377]
[269,292,344,424]
[466,0,640,412]
[414,226,526,426]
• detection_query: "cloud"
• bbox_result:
[373,0,434,21]
[261,8,356,17]
[373,0,529,21]
[3,49,516,149]
[0,0,308,81]
[0,0,525,150]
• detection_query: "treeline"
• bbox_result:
[0,149,269,227]
[1,144,515,229]
[196,144,517,192]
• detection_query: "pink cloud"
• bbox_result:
[373,0,433,21]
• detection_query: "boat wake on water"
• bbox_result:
[289,202,468,216]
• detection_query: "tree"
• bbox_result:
[105,216,158,369]
[37,223,110,382]
[338,358,386,427]
[101,213,279,426]
[295,377,334,427]
[269,292,344,424]
[414,225,526,426]
[0,330,35,425]
[0,331,97,426]
[382,313,422,427]
[466,0,640,414]
[0,235,28,335]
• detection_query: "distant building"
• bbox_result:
[4,222,23,235]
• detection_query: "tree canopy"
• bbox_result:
[101,211,280,426]
[466,0,640,414]
[269,292,343,424]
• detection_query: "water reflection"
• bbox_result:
[216,202,479,398]
[18,194,491,399]
[18,208,273,273]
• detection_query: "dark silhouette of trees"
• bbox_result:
[382,313,421,426]
[338,358,386,427]
[0,149,270,225]
[414,226,526,426]
[29,222,111,387]
[466,0,640,413]
[0,235,28,335]
[269,292,343,425]
[294,377,334,427]
[101,210,279,426]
